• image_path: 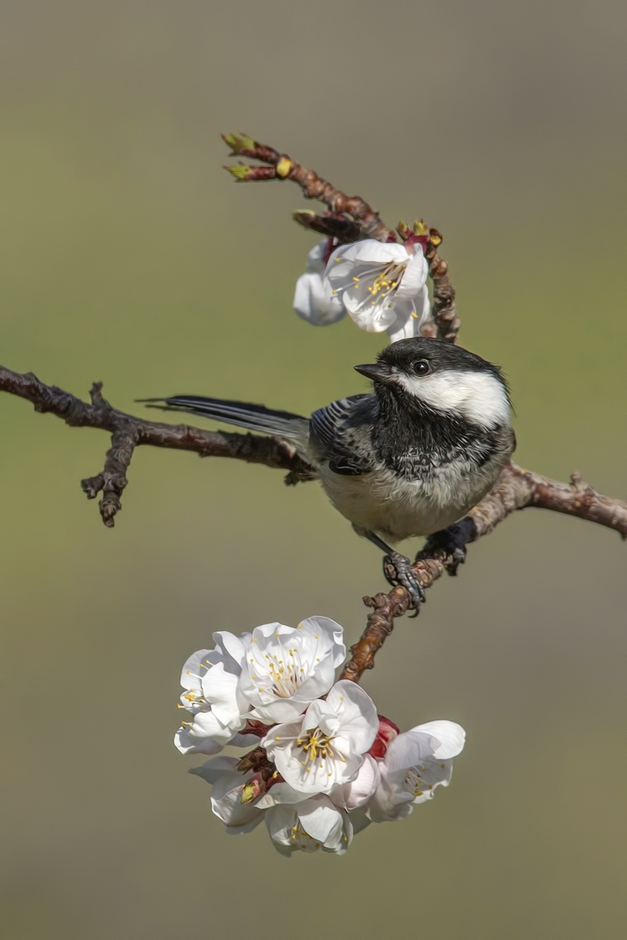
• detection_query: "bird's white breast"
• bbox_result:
[319,459,501,542]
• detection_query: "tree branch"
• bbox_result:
[222,132,396,242]
[423,228,461,343]
[0,365,313,527]
[2,364,625,680]
[339,463,627,682]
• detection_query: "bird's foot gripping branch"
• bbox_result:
[2,138,626,854]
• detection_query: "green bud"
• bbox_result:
[221,132,256,154]
[225,164,252,180]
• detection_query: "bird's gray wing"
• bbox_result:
[310,394,377,476]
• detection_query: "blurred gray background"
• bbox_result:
[1,1,626,937]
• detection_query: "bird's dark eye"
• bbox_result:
[412,359,431,376]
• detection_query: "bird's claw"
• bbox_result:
[446,547,467,575]
[422,522,472,576]
[383,552,425,616]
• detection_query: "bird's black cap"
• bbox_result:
[376,337,504,379]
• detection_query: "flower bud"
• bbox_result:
[221,132,256,154]
[225,164,253,180]
[275,156,294,178]
[236,747,267,773]
[368,714,401,759]
[240,773,266,804]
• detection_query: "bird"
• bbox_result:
[142,337,515,609]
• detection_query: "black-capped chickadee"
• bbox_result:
[144,338,515,608]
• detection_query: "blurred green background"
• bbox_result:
[1,1,626,937]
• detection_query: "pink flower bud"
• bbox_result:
[368,714,401,759]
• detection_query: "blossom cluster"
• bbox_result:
[176,616,465,855]
[293,235,432,343]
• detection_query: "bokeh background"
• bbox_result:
[1,1,627,937]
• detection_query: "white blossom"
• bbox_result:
[293,241,345,326]
[238,617,346,724]
[263,680,378,795]
[368,720,466,822]
[176,619,468,854]
[190,756,265,834]
[174,631,251,754]
[324,239,431,339]
[265,795,353,856]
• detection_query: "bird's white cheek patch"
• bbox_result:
[396,370,510,427]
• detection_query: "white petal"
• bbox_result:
[385,284,431,343]
[188,755,239,785]
[416,283,432,326]
[326,680,379,754]
[223,812,265,835]
[328,240,409,267]
[368,781,415,822]
[386,721,466,770]
[201,663,244,728]
[383,730,436,771]
[180,649,212,690]
[344,291,400,332]
[285,656,337,706]
[293,272,346,325]
[303,697,342,737]
[249,698,310,724]
[416,720,466,759]
[174,726,224,756]
[299,615,346,667]
[265,804,320,854]
[266,805,318,853]
[305,240,328,274]
[251,621,291,639]
[386,309,421,343]
[410,758,454,803]
[210,631,247,671]
[265,804,296,848]
[261,718,302,751]
[256,781,310,808]
[298,796,345,847]
[394,248,428,302]
[332,754,381,810]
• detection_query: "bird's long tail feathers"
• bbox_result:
[141,395,310,444]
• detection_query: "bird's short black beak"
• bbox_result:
[354,362,394,385]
